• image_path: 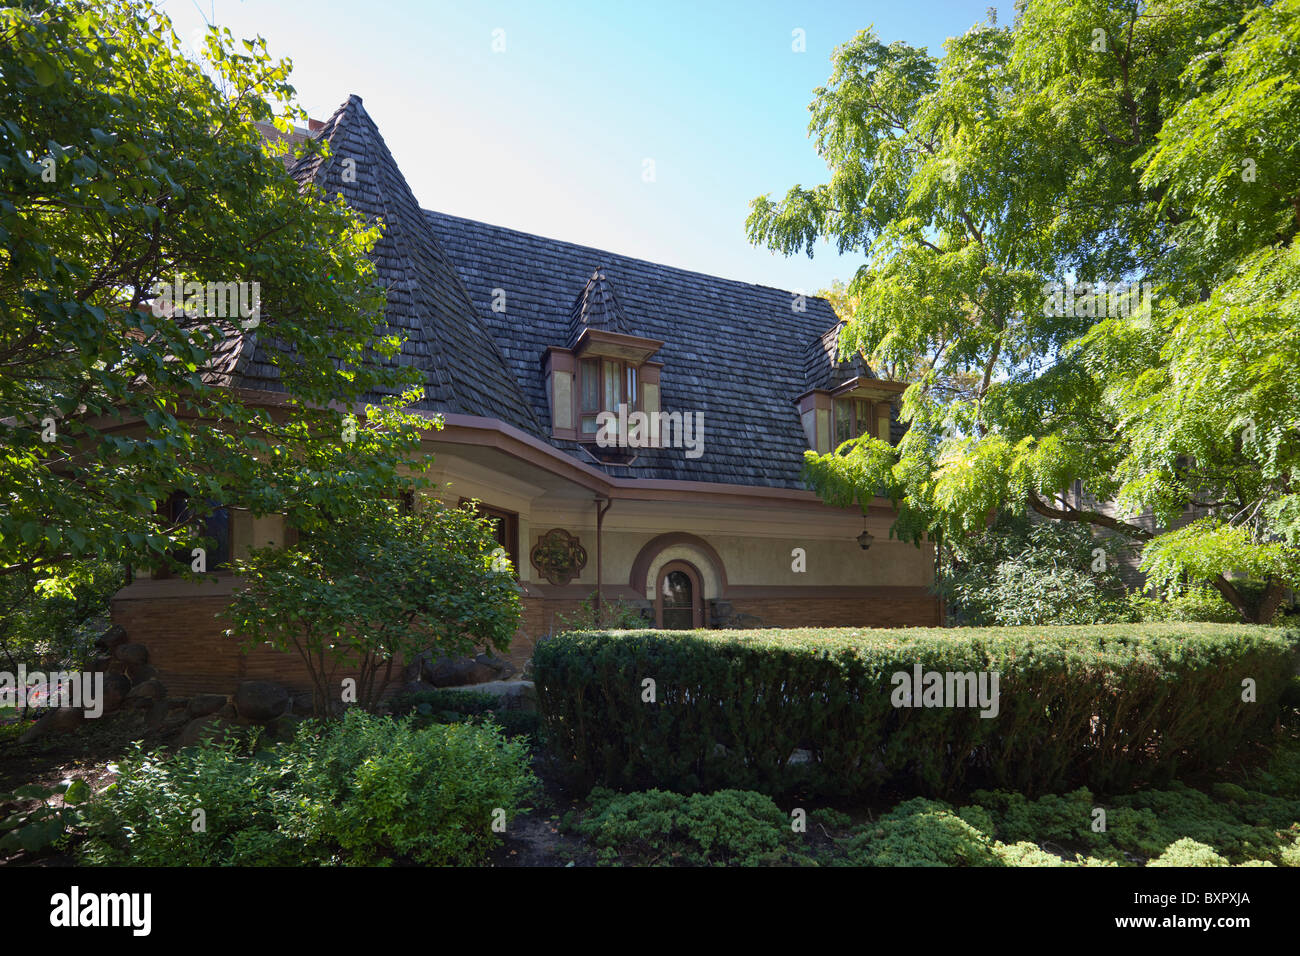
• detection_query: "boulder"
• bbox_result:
[266,713,305,743]
[113,643,149,666]
[425,654,504,687]
[94,624,128,651]
[187,693,228,718]
[126,679,167,700]
[90,655,114,673]
[232,681,290,721]
[145,698,171,731]
[16,708,83,745]
[127,663,159,685]
[178,715,240,748]
[101,673,132,714]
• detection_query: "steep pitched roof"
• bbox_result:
[234,96,540,435]
[425,210,844,487]
[567,267,633,345]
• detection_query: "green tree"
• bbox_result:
[227,500,523,715]
[749,0,1300,621]
[0,0,427,594]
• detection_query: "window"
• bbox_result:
[580,357,639,436]
[163,492,230,572]
[833,398,874,448]
[460,499,519,577]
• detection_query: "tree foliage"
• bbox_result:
[751,0,1300,620]
[227,500,522,715]
[0,0,428,591]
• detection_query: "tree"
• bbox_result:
[0,0,427,593]
[749,0,1300,621]
[227,499,523,715]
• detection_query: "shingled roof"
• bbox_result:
[567,267,634,345]
[232,96,540,435]
[232,94,884,489]
[425,210,848,487]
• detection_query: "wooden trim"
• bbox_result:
[628,532,729,598]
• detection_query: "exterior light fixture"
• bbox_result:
[857,516,874,551]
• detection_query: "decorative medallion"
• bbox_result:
[530,528,588,586]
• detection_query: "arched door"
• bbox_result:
[656,560,703,629]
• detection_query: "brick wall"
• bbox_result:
[111,589,940,695]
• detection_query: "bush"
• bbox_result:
[534,624,1299,799]
[1129,587,1242,624]
[82,711,536,866]
[569,787,806,866]
[392,688,542,743]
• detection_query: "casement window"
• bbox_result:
[833,398,874,447]
[579,357,639,435]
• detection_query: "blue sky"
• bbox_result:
[162,0,1005,294]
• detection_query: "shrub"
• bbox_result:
[1148,838,1229,867]
[1129,587,1242,624]
[296,712,536,865]
[534,624,1299,799]
[570,787,805,866]
[392,689,542,743]
[82,711,535,866]
[837,798,1003,866]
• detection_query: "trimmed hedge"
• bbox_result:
[533,624,1299,799]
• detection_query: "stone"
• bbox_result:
[232,680,290,721]
[217,702,237,719]
[426,654,501,687]
[266,713,305,742]
[16,708,83,744]
[94,624,128,651]
[126,679,167,700]
[91,655,114,673]
[178,715,240,748]
[101,674,132,714]
[113,643,149,666]
[127,663,159,684]
[145,698,170,731]
[187,693,229,718]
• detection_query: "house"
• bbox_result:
[110,95,940,696]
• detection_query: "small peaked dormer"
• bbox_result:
[543,267,663,444]
[794,322,907,454]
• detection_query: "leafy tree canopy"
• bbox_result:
[1,0,429,585]
[751,0,1300,621]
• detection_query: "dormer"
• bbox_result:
[794,322,906,454]
[543,267,663,444]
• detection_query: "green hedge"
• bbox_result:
[533,624,1299,799]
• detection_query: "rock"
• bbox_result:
[94,624,128,651]
[16,708,84,744]
[217,702,237,719]
[187,693,228,718]
[290,692,315,716]
[127,663,159,685]
[266,713,305,742]
[426,654,501,687]
[439,680,537,712]
[178,715,240,748]
[17,712,57,745]
[90,655,114,673]
[145,698,170,731]
[126,679,167,700]
[52,707,85,732]
[474,653,515,680]
[113,643,149,666]
[232,681,290,721]
[101,674,132,714]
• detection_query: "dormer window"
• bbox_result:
[579,358,640,435]
[544,266,663,446]
[834,398,874,447]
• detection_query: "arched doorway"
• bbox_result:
[655,560,703,629]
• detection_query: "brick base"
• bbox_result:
[111,590,940,697]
